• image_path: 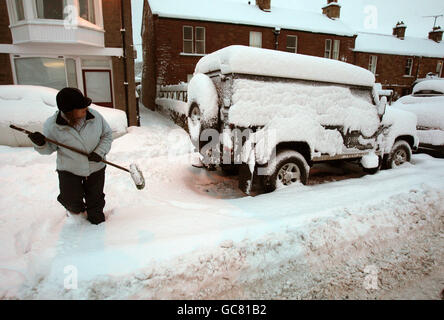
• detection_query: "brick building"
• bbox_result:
[142,0,444,110]
[0,0,139,126]
[354,24,444,99]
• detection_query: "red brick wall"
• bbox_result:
[0,0,12,44]
[141,0,157,110]
[103,0,138,126]
[0,0,13,85]
[153,18,356,85]
[355,52,444,98]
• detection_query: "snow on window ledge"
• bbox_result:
[180,52,206,57]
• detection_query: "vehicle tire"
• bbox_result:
[385,140,412,169]
[263,150,310,193]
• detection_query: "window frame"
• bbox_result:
[249,31,263,48]
[437,61,443,77]
[286,35,298,53]
[183,25,194,54]
[405,58,413,76]
[195,26,206,54]
[333,40,340,60]
[324,39,332,59]
[368,55,378,75]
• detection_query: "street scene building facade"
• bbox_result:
[0,0,139,126]
[141,0,444,109]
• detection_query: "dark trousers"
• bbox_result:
[57,167,106,225]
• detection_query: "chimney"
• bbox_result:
[393,21,407,39]
[256,0,271,12]
[322,0,341,20]
[429,26,443,42]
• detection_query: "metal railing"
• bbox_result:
[157,84,188,102]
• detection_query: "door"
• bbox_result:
[82,70,113,107]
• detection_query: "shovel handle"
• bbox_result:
[9,124,129,173]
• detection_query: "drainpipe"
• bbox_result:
[120,0,130,126]
[273,27,281,50]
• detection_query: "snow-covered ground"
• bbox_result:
[0,106,443,300]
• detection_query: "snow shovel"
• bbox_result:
[9,124,145,190]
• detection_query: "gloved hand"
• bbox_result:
[28,132,46,146]
[88,152,102,162]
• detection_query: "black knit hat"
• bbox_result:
[56,87,92,113]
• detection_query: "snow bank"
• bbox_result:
[187,73,219,125]
[413,79,444,94]
[195,46,375,88]
[392,95,444,130]
[0,85,128,147]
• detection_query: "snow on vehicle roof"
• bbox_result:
[148,0,355,37]
[413,79,444,94]
[354,32,444,58]
[195,45,375,88]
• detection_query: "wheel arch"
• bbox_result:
[274,141,312,165]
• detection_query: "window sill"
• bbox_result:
[180,52,206,57]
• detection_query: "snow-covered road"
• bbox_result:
[0,107,443,299]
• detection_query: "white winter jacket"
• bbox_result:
[34,108,113,177]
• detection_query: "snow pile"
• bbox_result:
[187,73,219,125]
[229,79,380,133]
[0,85,127,147]
[195,46,375,88]
[392,95,444,130]
[148,0,355,37]
[360,152,379,169]
[413,79,444,94]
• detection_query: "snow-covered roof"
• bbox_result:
[148,0,356,37]
[354,32,444,58]
[195,45,375,88]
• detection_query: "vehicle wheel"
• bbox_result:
[263,150,310,193]
[385,140,412,169]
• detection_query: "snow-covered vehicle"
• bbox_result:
[392,79,444,155]
[187,45,418,193]
[0,85,128,147]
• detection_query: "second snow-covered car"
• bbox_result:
[392,79,444,155]
[186,45,418,193]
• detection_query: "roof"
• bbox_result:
[354,32,444,58]
[195,45,375,88]
[147,0,356,37]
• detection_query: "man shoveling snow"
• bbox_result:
[27,87,113,225]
